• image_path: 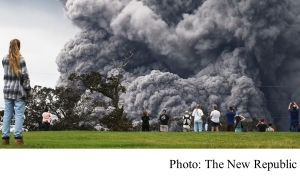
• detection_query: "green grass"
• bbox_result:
[1,131,300,148]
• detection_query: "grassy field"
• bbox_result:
[0,131,300,148]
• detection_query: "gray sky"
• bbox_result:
[0,0,80,108]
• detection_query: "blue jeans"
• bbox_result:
[2,98,26,138]
[194,119,203,132]
[290,124,299,132]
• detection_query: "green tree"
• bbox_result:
[25,86,52,130]
[68,49,134,131]
[26,85,101,130]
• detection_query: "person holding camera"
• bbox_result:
[225,106,236,132]
[234,115,245,132]
[288,102,299,132]
[256,118,268,132]
[158,109,170,132]
[141,110,150,132]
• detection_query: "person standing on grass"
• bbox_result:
[234,115,245,132]
[288,102,299,132]
[182,111,191,132]
[266,123,275,132]
[2,39,32,145]
[256,118,268,132]
[204,120,209,131]
[210,105,221,131]
[141,110,150,131]
[41,108,51,131]
[158,109,170,132]
[192,104,204,132]
[205,112,212,131]
[225,106,236,132]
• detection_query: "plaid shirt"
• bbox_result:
[2,55,31,99]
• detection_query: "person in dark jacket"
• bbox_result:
[158,109,170,132]
[225,106,236,132]
[141,110,150,131]
[288,102,299,132]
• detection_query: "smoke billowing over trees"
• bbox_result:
[56,0,300,130]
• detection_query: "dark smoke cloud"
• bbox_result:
[56,0,300,130]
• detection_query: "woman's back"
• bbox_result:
[234,120,242,132]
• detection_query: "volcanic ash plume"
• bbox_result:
[56,0,300,130]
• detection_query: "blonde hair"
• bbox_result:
[8,39,21,76]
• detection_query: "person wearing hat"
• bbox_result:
[182,111,191,132]
[234,115,246,132]
[158,109,170,132]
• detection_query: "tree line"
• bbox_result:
[4,75,280,132]
[12,49,279,132]
[24,49,134,131]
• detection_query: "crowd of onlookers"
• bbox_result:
[140,102,300,133]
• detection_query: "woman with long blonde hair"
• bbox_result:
[192,104,204,132]
[2,39,32,145]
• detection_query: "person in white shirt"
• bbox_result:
[192,104,204,132]
[210,105,221,131]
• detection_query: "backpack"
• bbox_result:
[235,121,243,129]
[183,115,190,125]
